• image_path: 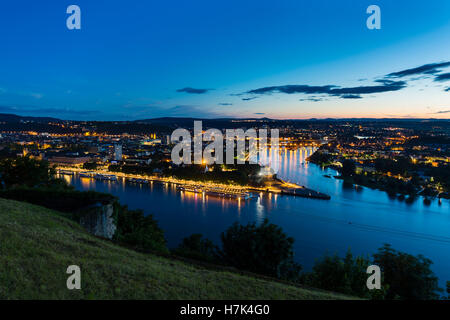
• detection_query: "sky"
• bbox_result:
[0,0,449,120]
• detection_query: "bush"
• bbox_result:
[373,244,441,300]
[0,187,115,213]
[304,250,375,298]
[83,162,99,170]
[0,156,58,189]
[308,151,332,165]
[0,156,169,256]
[304,244,442,299]
[113,205,168,254]
[172,234,220,263]
[221,219,302,280]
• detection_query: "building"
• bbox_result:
[48,156,90,165]
[142,139,161,146]
[114,144,123,161]
[162,135,171,145]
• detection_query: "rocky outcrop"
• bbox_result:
[78,202,117,239]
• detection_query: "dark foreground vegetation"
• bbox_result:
[173,227,446,300]
[0,156,448,300]
[0,156,168,255]
[1,198,352,299]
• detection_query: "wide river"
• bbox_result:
[65,147,450,287]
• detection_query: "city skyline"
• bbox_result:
[0,0,449,120]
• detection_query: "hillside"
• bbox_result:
[0,198,353,300]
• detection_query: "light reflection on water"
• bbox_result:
[67,147,450,287]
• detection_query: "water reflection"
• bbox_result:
[67,147,450,287]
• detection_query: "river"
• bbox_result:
[64,147,450,287]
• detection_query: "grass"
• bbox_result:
[0,198,354,300]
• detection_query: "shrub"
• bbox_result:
[304,250,374,298]
[304,244,442,299]
[220,219,302,280]
[373,244,441,300]
[113,205,168,254]
[172,234,220,263]
[0,187,115,213]
[0,156,58,189]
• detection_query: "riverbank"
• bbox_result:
[56,167,331,200]
[65,150,450,289]
[307,152,449,200]
[0,197,352,299]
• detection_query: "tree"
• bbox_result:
[220,219,302,280]
[83,162,98,170]
[373,244,441,300]
[308,151,332,166]
[305,250,372,298]
[113,205,168,254]
[0,156,58,189]
[173,234,220,263]
[341,159,356,177]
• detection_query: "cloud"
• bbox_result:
[247,85,336,95]
[299,97,325,102]
[218,102,233,106]
[435,73,450,82]
[254,112,265,115]
[242,97,258,101]
[386,61,450,78]
[340,94,362,99]
[433,110,450,114]
[240,62,450,101]
[244,81,406,99]
[329,82,406,95]
[176,87,212,94]
[445,87,450,92]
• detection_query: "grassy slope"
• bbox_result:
[0,198,353,300]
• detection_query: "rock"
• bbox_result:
[78,202,117,239]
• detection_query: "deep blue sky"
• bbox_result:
[0,0,449,120]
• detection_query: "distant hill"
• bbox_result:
[0,112,448,125]
[0,112,447,134]
[0,198,353,300]
[0,113,62,123]
[133,117,280,129]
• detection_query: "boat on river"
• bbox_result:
[128,178,149,184]
[177,185,252,200]
[94,174,117,181]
